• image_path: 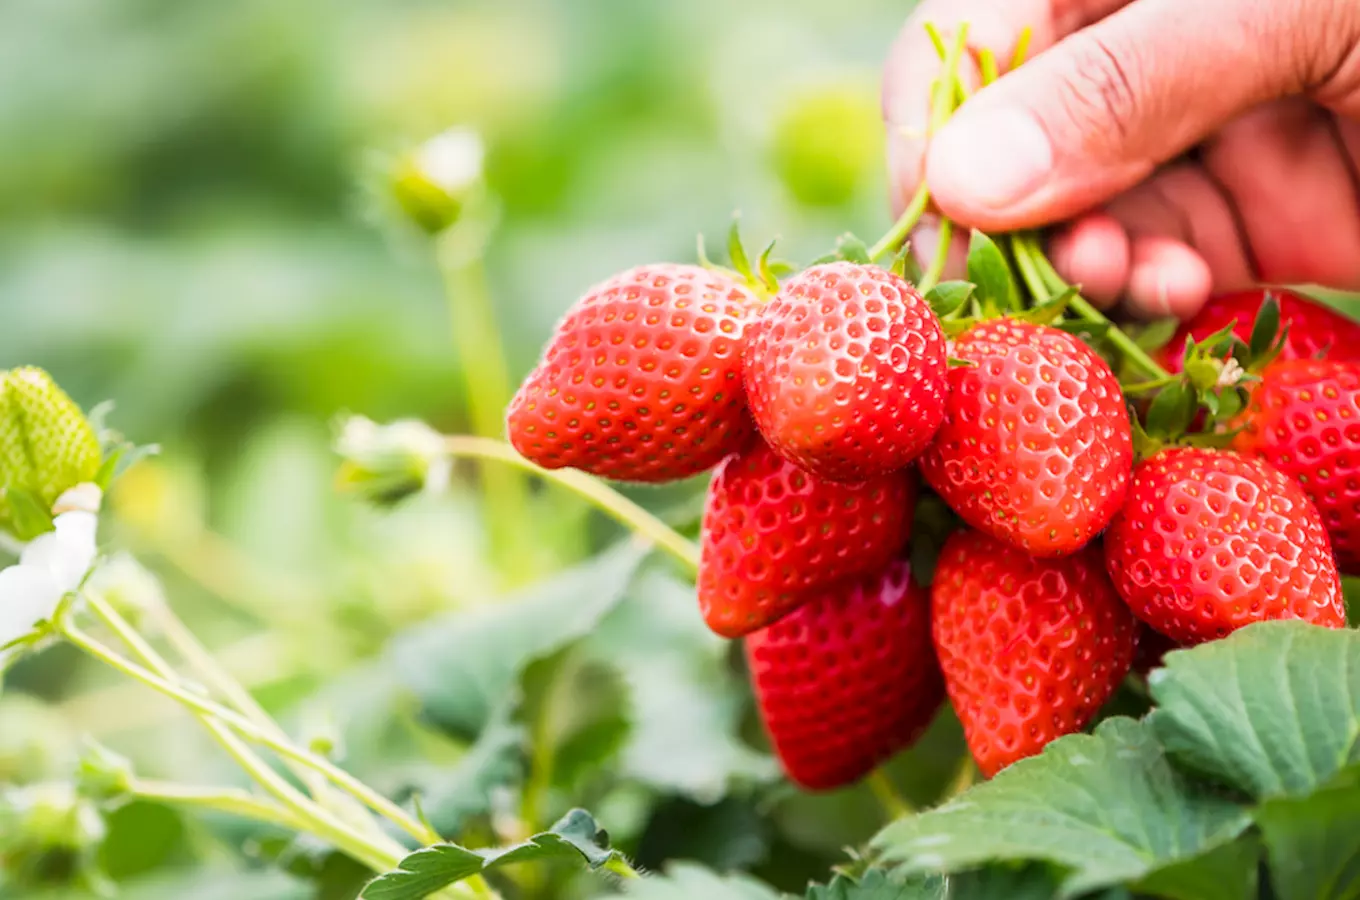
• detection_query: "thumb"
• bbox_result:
[925,0,1360,230]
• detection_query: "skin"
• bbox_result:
[883,0,1360,319]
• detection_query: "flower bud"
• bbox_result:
[0,695,74,784]
[334,415,451,506]
[0,368,102,540]
[391,127,485,235]
[75,739,135,804]
[0,782,106,854]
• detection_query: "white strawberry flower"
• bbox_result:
[413,127,484,197]
[0,484,102,669]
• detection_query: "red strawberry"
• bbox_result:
[1104,447,1345,644]
[746,559,944,790]
[919,319,1132,557]
[506,264,756,482]
[698,439,913,637]
[1232,359,1360,571]
[743,262,948,481]
[931,530,1136,777]
[1160,289,1360,373]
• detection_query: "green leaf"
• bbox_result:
[390,542,647,737]
[806,870,944,899]
[1257,783,1360,900]
[5,487,53,540]
[604,862,782,899]
[728,218,752,278]
[966,231,1019,312]
[1249,293,1282,359]
[924,281,974,319]
[873,718,1251,898]
[1147,621,1360,800]
[583,569,778,800]
[1131,835,1260,900]
[948,865,1063,900]
[1015,285,1077,326]
[1145,381,1196,438]
[1133,318,1181,352]
[835,233,871,265]
[361,809,626,899]
[757,240,780,293]
[410,704,525,834]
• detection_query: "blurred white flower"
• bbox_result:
[0,485,102,665]
[413,127,484,196]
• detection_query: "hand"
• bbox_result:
[883,0,1360,318]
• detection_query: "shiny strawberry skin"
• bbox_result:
[931,530,1136,778]
[1232,359,1360,571]
[746,559,944,790]
[698,439,914,638]
[919,320,1133,557]
[506,264,756,482]
[1104,447,1345,644]
[743,262,948,481]
[1160,289,1360,373]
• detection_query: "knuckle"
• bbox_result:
[1050,32,1143,151]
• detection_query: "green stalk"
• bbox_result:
[867,769,913,821]
[1012,234,1171,381]
[436,227,534,578]
[129,779,308,832]
[64,610,492,898]
[443,436,700,574]
[76,597,410,877]
[868,182,931,263]
[918,218,954,294]
[153,603,332,804]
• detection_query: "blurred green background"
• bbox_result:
[0,1,963,898]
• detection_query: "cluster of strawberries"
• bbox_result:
[505,258,1356,789]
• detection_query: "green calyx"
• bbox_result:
[0,367,103,540]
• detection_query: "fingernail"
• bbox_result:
[929,108,1054,211]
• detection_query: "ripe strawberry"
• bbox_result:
[931,530,1136,777]
[1160,289,1360,373]
[919,319,1132,557]
[743,262,948,481]
[746,559,944,790]
[1232,359,1360,571]
[506,264,756,482]
[1104,447,1345,644]
[698,439,914,638]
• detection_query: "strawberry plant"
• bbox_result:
[2,17,1360,900]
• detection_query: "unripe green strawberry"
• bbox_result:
[0,368,102,539]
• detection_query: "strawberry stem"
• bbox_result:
[1011,234,1172,382]
[918,217,954,294]
[867,768,913,820]
[442,435,700,573]
[868,181,930,263]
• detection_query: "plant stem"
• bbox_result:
[130,779,307,832]
[77,596,406,877]
[64,609,495,899]
[153,602,331,803]
[866,769,913,821]
[437,227,534,578]
[1012,234,1171,381]
[442,436,700,574]
[868,183,930,263]
[918,217,954,294]
[942,755,979,801]
[66,611,430,846]
[605,857,643,879]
